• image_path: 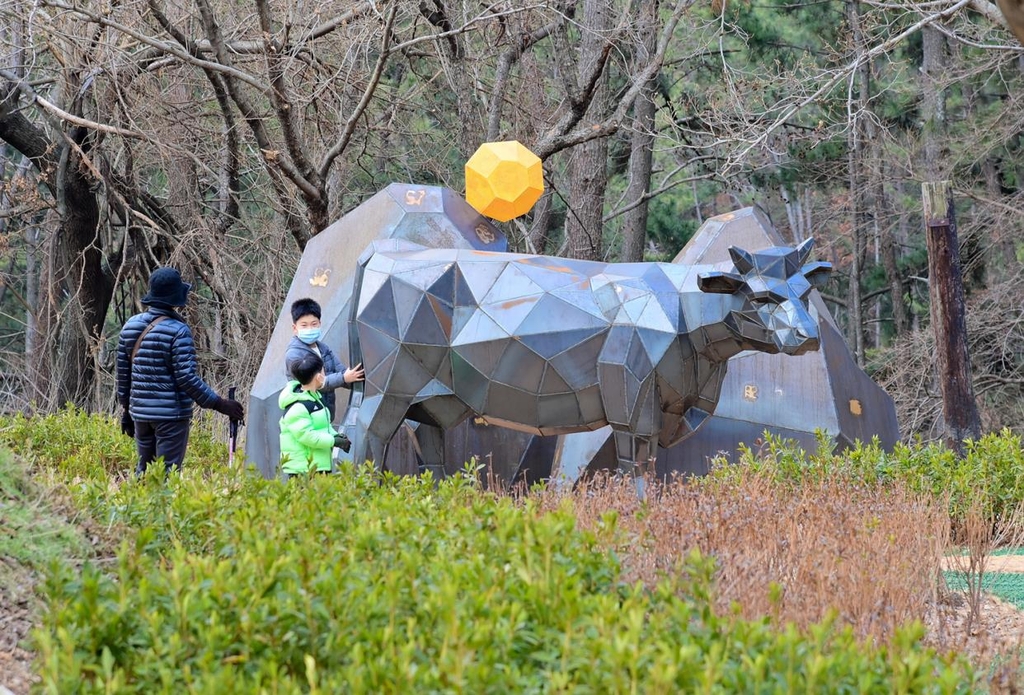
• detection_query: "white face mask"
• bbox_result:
[297,328,321,345]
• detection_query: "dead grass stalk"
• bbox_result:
[538,469,948,645]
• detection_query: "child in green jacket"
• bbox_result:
[279,352,351,477]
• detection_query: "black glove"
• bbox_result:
[120,410,135,438]
[333,433,351,453]
[213,397,245,423]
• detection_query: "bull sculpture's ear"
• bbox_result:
[698,270,744,294]
[795,237,815,265]
[728,247,755,274]
[802,260,832,290]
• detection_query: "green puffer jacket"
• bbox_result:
[279,381,337,474]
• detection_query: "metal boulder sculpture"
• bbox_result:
[348,238,831,477]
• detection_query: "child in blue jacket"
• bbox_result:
[284,298,364,423]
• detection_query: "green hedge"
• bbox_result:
[0,411,980,692]
[716,429,1024,523]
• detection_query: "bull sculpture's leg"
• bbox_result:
[608,370,661,497]
[352,393,413,473]
[612,431,656,497]
[409,422,446,480]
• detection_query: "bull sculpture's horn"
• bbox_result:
[795,237,815,265]
[728,246,755,274]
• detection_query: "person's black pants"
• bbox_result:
[135,419,191,476]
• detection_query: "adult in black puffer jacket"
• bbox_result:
[116,267,245,476]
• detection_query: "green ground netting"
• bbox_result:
[950,548,1024,557]
[944,571,1024,608]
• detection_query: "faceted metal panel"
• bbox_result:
[246,184,507,479]
[349,238,831,477]
[550,207,901,486]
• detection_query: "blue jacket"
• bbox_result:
[117,307,219,421]
[284,337,352,421]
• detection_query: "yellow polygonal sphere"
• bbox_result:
[465,141,544,222]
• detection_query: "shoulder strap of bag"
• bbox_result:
[130,316,169,364]
[300,400,323,415]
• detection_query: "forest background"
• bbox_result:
[1,0,1022,445]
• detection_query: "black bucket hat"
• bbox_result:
[142,267,192,307]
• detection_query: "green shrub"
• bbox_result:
[32,479,973,693]
[0,448,92,576]
[714,429,1024,524]
[0,406,229,484]
[0,411,980,692]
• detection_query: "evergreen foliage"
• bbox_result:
[0,411,984,692]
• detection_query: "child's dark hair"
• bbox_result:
[291,352,324,385]
[291,297,322,323]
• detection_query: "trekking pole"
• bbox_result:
[228,386,240,468]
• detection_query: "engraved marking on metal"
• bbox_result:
[310,268,331,287]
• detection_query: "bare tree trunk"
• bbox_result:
[845,8,864,365]
[24,222,38,359]
[781,184,805,243]
[564,0,611,261]
[847,144,865,366]
[621,91,655,262]
[981,147,1015,287]
[527,189,554,254]
[621,0,658,263]
[37,121,110,409]
[871,135,908,339]
[565,144,608,260]
[863,53,889,348]
[921,26,947,180]
[846,0,872,364]
[922,181,981,456]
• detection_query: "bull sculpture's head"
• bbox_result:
[698,238,832,355]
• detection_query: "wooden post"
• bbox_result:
[921,181,981,457]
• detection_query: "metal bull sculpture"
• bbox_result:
[348,238,831,478]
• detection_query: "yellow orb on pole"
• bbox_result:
[465,141,544,222]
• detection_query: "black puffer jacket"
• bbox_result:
[117,307,219,421]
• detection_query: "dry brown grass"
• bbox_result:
[528,468,1024,688]
[536,468,949,645]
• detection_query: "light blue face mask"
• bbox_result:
[297,328,321,345]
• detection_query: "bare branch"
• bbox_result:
[534,0,693,159]
[256,0,320,200]
[320,5,398,182]
[721,0,974,175]
[1,69,145,139]
[39,1,272,94]
[486,15,565,140]
[192,0,320,205]
[144,0,241,232]
[0,80,59,187]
